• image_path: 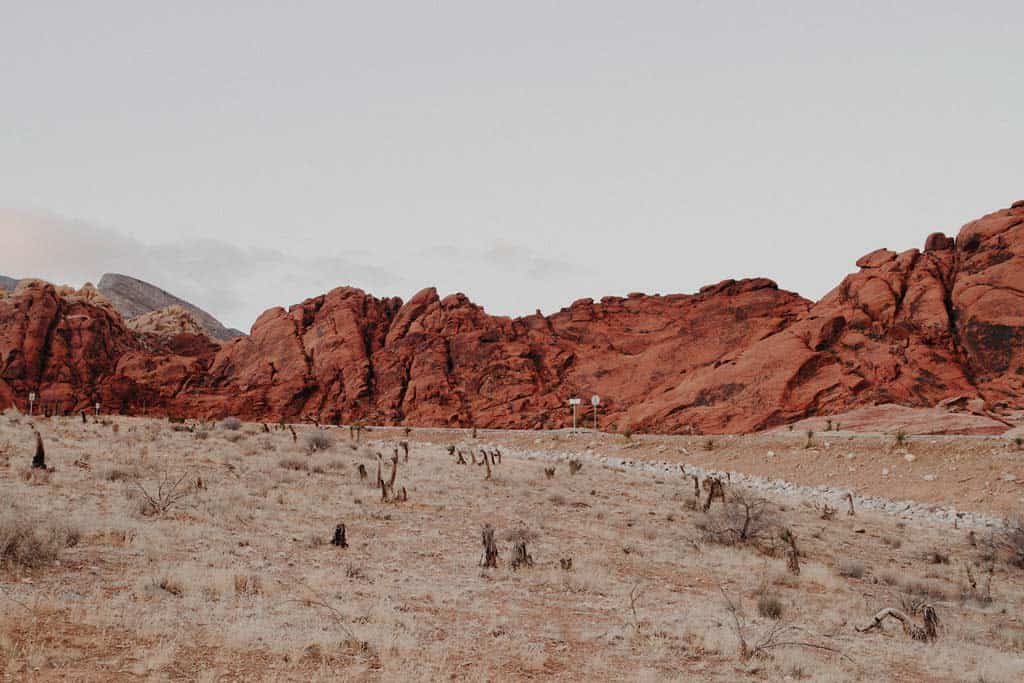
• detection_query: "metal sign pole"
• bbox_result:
[591,395,600,432]
[28,392,35,416]
[568,398,581,433]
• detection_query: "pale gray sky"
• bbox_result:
[2,1,1022,331]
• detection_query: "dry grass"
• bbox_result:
[1,415,1023,681]
[0,505,80,569]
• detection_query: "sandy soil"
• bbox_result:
[1,413,1023,681]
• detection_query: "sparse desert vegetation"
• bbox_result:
[1,412,1024,680]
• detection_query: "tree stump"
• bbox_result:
[560,558,573,571]
[331,524,348,548]
[31,430,46,469]
[481,524,498,568]
[781,528,800,575]
[511,541,534,570]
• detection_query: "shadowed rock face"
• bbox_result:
[97,273,244,341]
[2,202,1023,433]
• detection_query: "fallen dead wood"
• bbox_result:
[856,605,939,642]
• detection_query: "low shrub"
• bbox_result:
[0,507,80,569]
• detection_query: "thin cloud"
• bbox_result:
[1,209,607,329]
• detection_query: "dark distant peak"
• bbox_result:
[97,273,244,341]
[0,275,20,293]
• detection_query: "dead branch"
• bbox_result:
[820,504,836,520]
[456,450,467,465]
[400,441,409,462]
[569,459,582,475]
[702,477,726,512]
[357,463,367,481]
[132,470,195,515]
[289,425,297,443]
[628,583,645,629]
[720,584,853,662]
[845,492,855,516]
[483,450,492,480]
[856,605,939,641]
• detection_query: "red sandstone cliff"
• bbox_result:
[2,202,1023,432]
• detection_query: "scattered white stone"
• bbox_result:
[1001,473,1018,482]
[882,468,889,476]
[766,450,775,458]
[922,474,936,481]
[904,453,916,463]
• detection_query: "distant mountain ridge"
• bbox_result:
[0,272,242,341]
[97,273,244,341]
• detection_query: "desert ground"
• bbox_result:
[2,412,1024,681]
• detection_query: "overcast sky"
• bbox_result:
[2,2,1022,331]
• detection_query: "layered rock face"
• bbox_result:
[2,202,1023,432]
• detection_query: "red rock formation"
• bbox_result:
[2,202,1023,433]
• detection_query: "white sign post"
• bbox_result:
[95,402,100,417]
[590,395,601,432]
[568,398,581,432]
[28,392,36,416]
